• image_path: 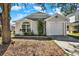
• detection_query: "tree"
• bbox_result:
[36,3,77,16]
[0,3,11,44]
[60,3,77,16]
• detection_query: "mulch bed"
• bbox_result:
[0,39,64,56]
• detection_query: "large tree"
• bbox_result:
[0,3,11,44]
[60,3,77,16]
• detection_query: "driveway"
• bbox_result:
[50,36,79,56]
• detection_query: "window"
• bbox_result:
[22,25,26,29]
[22,25,26,32]
[27,25,31,32]
[22,22,31,32]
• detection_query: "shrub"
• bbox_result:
[37,20,44,36]
[23,32,34,36]
[15,34,21,36]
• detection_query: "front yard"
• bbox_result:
[0,38,64,56]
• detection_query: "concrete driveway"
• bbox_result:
[50,36,79,56]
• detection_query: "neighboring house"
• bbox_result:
[15,12,68,36]
[45,13,68,35]
[68,21,79,33]
[10,25,15,32]
[67,9,79,33]
[15,12,50,36]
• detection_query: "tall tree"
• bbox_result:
[1,3,11,44]
[60,3,77,16]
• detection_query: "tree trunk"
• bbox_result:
[1,3,11,44]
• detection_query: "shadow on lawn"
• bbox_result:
[0,43,10,56]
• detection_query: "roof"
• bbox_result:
[26,12,50,20]
[15,12,50,22]
[45,13,69,21]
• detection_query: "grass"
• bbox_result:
[67,32,79,39]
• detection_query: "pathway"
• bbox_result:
[50,36,79,56]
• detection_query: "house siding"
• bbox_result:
[15,21,23,35]
[31,21,38,35]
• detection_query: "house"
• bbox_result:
[15,12,50,36]
[45,13,68,36]
[15,12,68,36]
[67,9,79,33]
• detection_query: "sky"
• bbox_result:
[10,3,61,24]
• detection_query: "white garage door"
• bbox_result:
[46,22,64,35]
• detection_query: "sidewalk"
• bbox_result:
[53,36,79,56]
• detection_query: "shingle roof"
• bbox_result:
[15,12,51,22]
[26,12,50,20]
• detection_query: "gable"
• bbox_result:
[16,18,32,25]
[45,13,67,22]
[26,12,50,20]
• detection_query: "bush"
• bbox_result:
[23,32,34,36]
[37,20,44,36]
[15,34,21,36]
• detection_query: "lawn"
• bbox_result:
[67,33,79,39]
[0,38,64,56]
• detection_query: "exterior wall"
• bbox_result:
[69,15,75,23]
[31,21,38,35]
[75,10,79,22]
[15,21,23,35]
[15,19,32,35]
[46,21,51,35]
[15,20,38,35]
[64,21,67,35]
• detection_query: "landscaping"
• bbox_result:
[0,38,64,56]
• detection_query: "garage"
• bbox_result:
[45,13,68,35]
